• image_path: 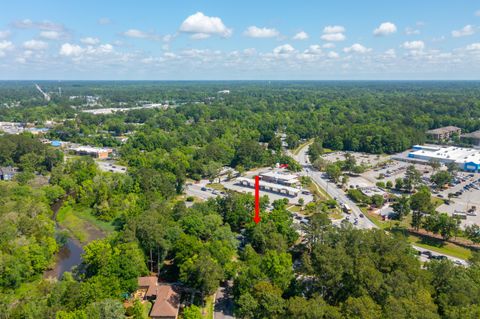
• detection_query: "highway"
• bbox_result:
[291,145,469,266]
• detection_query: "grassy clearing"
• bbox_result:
[57,205,109,243]
[202,295,214,319]
[364,209,473,260]
[206,183,226,191]
[308,180,330,201]
[329,210,344,220]
[406,234,472,260]
[74,206,115,233]
[288,205,302,213]
[57,206,88,243]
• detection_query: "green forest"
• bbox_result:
[1,81,480,319]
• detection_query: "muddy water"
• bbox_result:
[44,197,104,279]
[43,236,84,279]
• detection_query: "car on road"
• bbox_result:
[421,251,432,257]
[201,187,207,191]
[359,213,364,218]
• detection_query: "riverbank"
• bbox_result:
[44,199,109,279]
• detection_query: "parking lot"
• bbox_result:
[96,160,127,173]
[223,179,313,206]
[436,172,480,227]
[321,151,389,169]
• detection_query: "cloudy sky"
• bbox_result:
[1,0,480,80]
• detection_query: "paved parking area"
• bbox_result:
[436,172,480,227]
[321,151,389,168]
[185,180,223,201]
[96,160,127,173]
[223,179,313,205]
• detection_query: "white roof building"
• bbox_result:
[259,170,299,185]
[409,145,480,172]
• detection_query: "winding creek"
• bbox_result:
[43,197,104,279]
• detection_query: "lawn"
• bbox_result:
[292,139,313,155]
[365,210,473,260]
[406,233,472,260]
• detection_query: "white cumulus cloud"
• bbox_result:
[321,33,346,42]
[273,44,295,55]
[451,25,476,37]
[244,26,279,38]
[304,45,322,55]
[405,27,420,35]
[0,30,11,39]
[466,43,480,51]
[402,40,425,50]
[59,43,84,57]
[327,51,339,59]
[0,41,14,50]
[343,43,371,54]
[322,43,335,49]
[190,33,211,40]
[81,37,100,45]
[293,31,309,40]
[123,29,149,39]
[40,30,61,40]
[373,22,397,36]
[23,39,48,50]
[323,25,345,34]
[321,25,346,42]
[180,12,232,38]
[0,40,14,56]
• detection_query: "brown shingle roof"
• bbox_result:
[149,285,180,318]
[426,126,461,134]
[138,276,158,297]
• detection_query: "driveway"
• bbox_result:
[214,281,235,319]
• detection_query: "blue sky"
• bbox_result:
[1,0,479,79]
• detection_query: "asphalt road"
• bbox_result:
[290,145,469,266]
[214,282,235,319]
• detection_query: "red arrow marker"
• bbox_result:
[254,175,261,224]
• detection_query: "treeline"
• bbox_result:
[235,214,480,319]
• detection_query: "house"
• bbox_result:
[426,126,461,141]
[0,167,16,181]
[461,130,480,146]
[137,276,180,319]
[149,285,181,319]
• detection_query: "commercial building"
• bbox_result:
[137,276,180,319]
[70,146,112,159]
[237,177,300,197]
[461,130,480,146]
[408,145,480,172]
[259,170,299,186]
[426,126,461,141]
